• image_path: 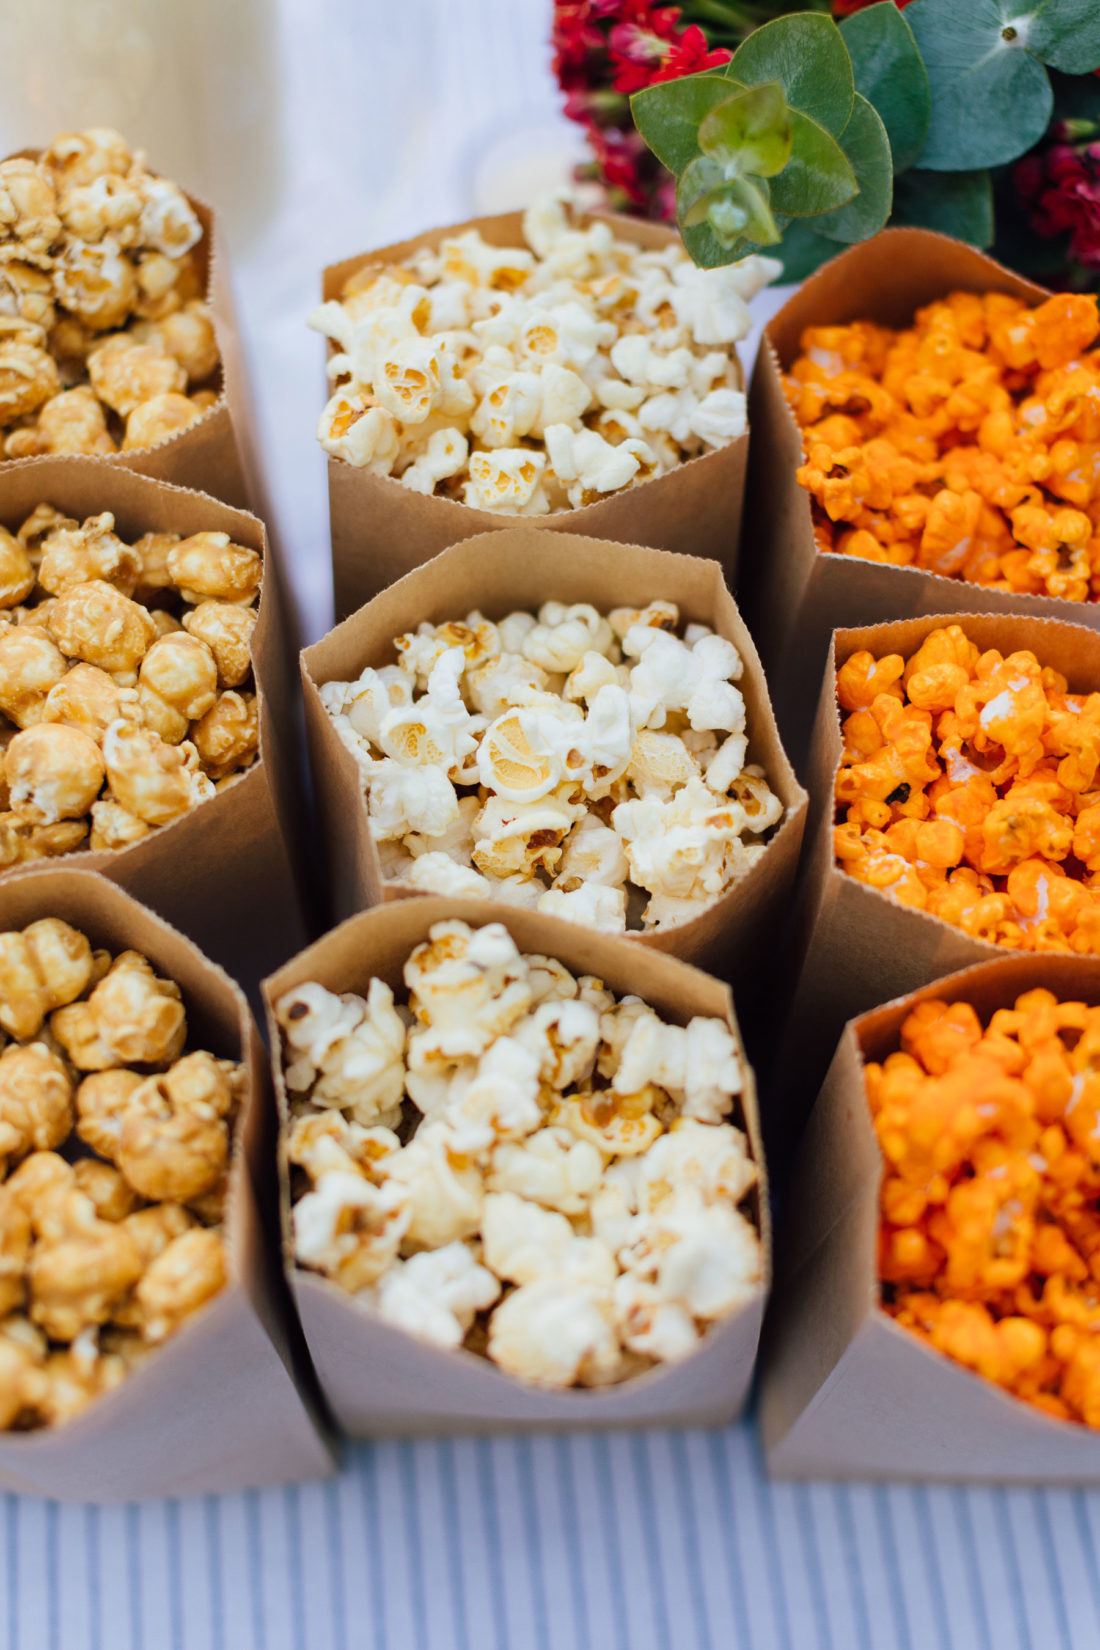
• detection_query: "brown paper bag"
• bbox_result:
[262,895,769,1436]
[301,528,807,989]
[769,608,1100,1156]
[760,952,1100,1482]
[0,460,309,995]
[0,866,335,1500]
[3,151,257,513]
[322,209,749,619]
[738,228,1063,771]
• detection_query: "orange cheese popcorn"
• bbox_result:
[869,986,1100,1426]
[787,291,1100,600]
[835,625,1100,956]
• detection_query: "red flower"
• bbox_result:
[551,3,603,78]
[1016,132,1100,271]
[610,15,730,92]
[648,25,732,84]
[552,0,730,218]
[832,0,913,12]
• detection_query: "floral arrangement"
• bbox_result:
[553,0,1100,284]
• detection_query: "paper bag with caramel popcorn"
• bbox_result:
[0,866,333,1500]
[318,205,760,620]
[761,953,1100,1482]
[262,896,769,1436]
[735,228,1096,774]
[770,608,1100,1164]
[1,134,258,512]
[0,459,308,993]
[300,528,806,995]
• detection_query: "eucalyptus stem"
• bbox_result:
[682,0,829,39]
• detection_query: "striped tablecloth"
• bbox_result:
[8,1426,1100,1648]
[4,2,1100,1645]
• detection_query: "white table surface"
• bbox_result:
[5,2,1100,1645]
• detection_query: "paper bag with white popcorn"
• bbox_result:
[0,866,333,1500]
[738,228,1061,774]
[318,206,758,620]
[0,459,308,994]
[300,528,807,993]
[760,953,1100,1482]
[2,139,260,513]
[768,608,1100,1169]
[262,895,769,1435]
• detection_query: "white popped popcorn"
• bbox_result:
[488,1275,622,1388]
[321,600,783,933]
[310,192,775,510]
[292,1170,411,1292]
[275,978,406,1127]
[278,919,763,1390]
[373,1242,500,1349]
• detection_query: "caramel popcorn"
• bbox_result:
[0,919,238,1430]
[834,623,1100,954]
[0,501,260,867]
[786,292,1100,602]
[309,192,775,513]
[277,918,763,1390]
[321,599,782,933]
[0,129,219,461]
[869,986,1100,1427]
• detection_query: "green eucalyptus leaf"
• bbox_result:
[630,73,742,175]
[713,176,780,246]
[681,215,750,269]
[813,94,893,243]
[905,0,1053,171]
[697,81,792,177]
[727,14,854,136]
[679,164,779,247]
[768,109,858,217]
[891,168,994,245]
[839,3,930,172]
[1029,0,1100,73]
[678,155,728,222]
[776,220,842,281]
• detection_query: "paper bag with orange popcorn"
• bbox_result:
[737,228,1100,772]
[761,952,1100,1482]
[770,608,1100,1161]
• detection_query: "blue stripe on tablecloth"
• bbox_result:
[473,1438,507,1650]
[552,1435,590,1650]
[668,1431,714,1650]
[590,1432,630,1650]
[45,1499,57,1650]
[165,1501,183,1650]
[515,1436,551,1650]
[358,1444,388,1650]
[436,1441,470,1650]
[322,1476,348,1650]
[875,1486,914,1650]
[282,1485,307,1650]
[203,1495,223,1650]
[84,1504,100,1650]
[124,1502,142,1650]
